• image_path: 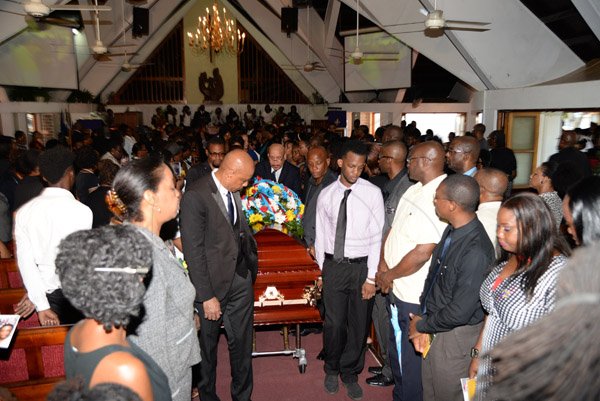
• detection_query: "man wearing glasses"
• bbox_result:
[186,136,227,186]
[446,136,480,177]
[366,140,413,388]
[376,141,447,401]
[254,143,302,196]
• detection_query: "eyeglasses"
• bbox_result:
[379,155,395,161]
[208,151,226,157]
[407,156,431,163]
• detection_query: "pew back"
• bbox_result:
[0,326,69,401]
[0,259,23,289]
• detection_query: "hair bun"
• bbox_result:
[106,188,127,219]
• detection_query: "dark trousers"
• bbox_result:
[198,273,254,401]
[322,258,373,384]
[387,296,422,401]
[46,289,83,324]
[372,292,392,379]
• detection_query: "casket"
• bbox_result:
[253,228,321,326]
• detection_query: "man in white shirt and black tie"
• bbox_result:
[315,140,385,401]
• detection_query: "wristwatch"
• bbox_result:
[470,347,479,358]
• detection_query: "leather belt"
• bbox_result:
[324,253,368,264]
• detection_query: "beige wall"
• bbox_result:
[183,0,240,104]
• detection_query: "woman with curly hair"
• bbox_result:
[468,193,571,399]
[108,155,200,401]
[56,225,170,401]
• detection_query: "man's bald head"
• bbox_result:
[382,140,407,159]
[420,141,446,170]
[408,141,445,183]
[447,136,480,173]
[379,140,407,176]
[475,167,508,202]
[306,146,330,183]
[216,149,255,192]
[267,143,285,170]
[381,125,404,143]
[307,145,328,160]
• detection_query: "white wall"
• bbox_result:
[477,79,600,131]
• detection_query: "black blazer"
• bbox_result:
[185,162,212,187]
[254,160,302,196]
[180,174,258,304]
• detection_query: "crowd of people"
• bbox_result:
[0,105,599,401]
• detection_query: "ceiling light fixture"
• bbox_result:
[186,0,245,61]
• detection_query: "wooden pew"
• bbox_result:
[0,325,69,401]
[0,258,22,289]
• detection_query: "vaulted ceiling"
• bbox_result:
[1,0,599,103]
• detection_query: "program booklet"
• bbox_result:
[0,314,20,349]
[460,377,477,401]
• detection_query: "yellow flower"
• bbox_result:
[251,222,264,233]
[249,213,263,224]
[272,185,282,194]
[286,210,296,222]
[299,204,305,215]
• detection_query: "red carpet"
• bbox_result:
[215,326,393,401]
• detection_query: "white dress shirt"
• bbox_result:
[14,188,93,311]
[315,178,385,279]
[211,170,236,224]
[272,168,282,182]
[476,201,501,248]
[384,174,448,304]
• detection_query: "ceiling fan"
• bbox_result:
[109,0,150,72]
[340,0,402,64]
[23,0,111,19]
[282,4,327,73]
[386,0,490,35]
[5,1,110,30]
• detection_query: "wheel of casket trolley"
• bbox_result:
[297,348,307,373]
[251,347,308,374]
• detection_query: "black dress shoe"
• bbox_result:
[317,349,326,360]
[300,327,323,336]
[367,366,383,375]
[366,374,394,387]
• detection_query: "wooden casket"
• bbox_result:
[253,229,321,326]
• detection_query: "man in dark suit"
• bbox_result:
[254,143,302,196]
[185,136,227,187]
[180,149,258,401]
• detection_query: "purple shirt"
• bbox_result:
[315,177,385,279]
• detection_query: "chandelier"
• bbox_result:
[187,1,245,58]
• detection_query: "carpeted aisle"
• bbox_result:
[214,326,393,401]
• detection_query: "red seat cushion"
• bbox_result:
[0,349,29,383]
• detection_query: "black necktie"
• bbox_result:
[333,189,352,262]
[226,192,235,225]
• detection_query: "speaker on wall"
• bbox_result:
[132,7,149,37]
[281,7,298,36]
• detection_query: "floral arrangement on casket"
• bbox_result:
[241,178,305,238]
